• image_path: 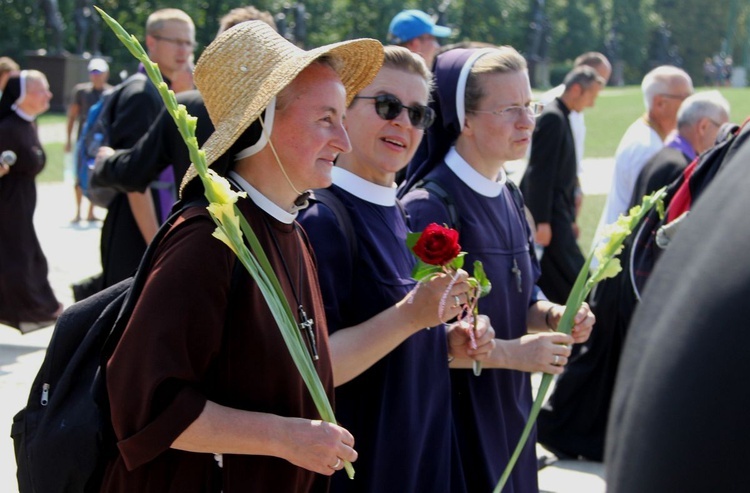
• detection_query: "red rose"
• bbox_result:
[412,223,461,266]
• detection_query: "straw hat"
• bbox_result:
[181,20,384,190]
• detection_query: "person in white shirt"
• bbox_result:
[598,65,693,228]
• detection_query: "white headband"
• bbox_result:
[456,48,496,130]
[234,96,276,161]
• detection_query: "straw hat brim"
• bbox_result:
[180,23,383,193]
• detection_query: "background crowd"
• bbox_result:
[0,3,747,493]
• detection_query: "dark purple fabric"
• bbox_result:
[298,185,454,493]
[403,162,541,493]
[665,133,697,161]
[156,165,175,223]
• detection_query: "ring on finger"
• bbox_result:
[454,295,461,306]
[553,354,560,366]
[330,458,342,469]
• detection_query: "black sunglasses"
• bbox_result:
[353,94,436,130]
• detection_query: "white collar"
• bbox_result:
[12,106,35,122]
[444,147,506,198]
[228,170,296,224]
[332,167,397,206]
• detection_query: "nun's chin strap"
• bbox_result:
[258,112,307,199]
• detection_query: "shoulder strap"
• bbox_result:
[415,179,461,232]
[308,188,358,260]
[100,196,209,362]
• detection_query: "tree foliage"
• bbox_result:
[0,0,745,87]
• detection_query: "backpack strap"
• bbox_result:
[100,196,210,362]
[308,188,358,260]
[414,179,461,232]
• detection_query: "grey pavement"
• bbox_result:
[0,122,612,492]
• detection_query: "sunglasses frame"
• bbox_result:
[353,94,435,130]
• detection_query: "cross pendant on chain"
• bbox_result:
[298,305,319,360]
[511,258,522,293]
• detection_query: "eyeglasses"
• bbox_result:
[152,35,195,49]
[470,101,544,121]
[353,94,436,130]
[659,93,692,101]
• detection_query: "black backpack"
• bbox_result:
[11,198,217,493]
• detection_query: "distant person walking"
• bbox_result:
[65,57,112,223]
[0,70,63,333]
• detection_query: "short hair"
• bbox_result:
[574,51,610,70]
[381,45,432,89]
[146,8,194,36]
[464,46,527,112]
[641,65,693,110]
[0,56,19,75]
[563,65,605,92]
[677,90,730,129]
[218,6,277,36]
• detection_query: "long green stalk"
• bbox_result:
[96,7,354,479]
[493,187,666,492]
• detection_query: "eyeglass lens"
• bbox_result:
[373,95,435,129]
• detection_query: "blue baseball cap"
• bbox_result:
[388,10,451,44]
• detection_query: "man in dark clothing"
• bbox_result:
[536,90,730,463]
[91,7,277,206]
[520,66,605,304]
[629,90,729,207]
[605,119,750,493]
[99,8,195,289]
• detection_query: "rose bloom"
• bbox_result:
[412,223,461,266]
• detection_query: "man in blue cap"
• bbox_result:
[388,9,450,68]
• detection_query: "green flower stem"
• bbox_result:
[493,187,667,493]
[96,8,354,479]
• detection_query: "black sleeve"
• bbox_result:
[108,79,161,150]
[92,91,213,193]
[521,110,565,224]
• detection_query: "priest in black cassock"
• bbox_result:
[520,66,605,304]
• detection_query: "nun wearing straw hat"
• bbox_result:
[102,21,383,493]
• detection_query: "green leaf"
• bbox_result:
[411,260,442,281]
[472,260,492,297]
[406,231,422,252]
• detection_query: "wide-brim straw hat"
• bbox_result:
[181,20,384,190]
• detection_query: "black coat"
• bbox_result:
[520,97,583,303]
[606,121,750,492]
[91,90,213,195]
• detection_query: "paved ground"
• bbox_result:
[0,123,612,492]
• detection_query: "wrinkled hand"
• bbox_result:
[507,332,574,374]
[280,419,357,476]
[569,301,595,344]
[448,314,495,361]
[94,146,116,172]
[404,269,470,329]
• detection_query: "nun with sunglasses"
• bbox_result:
[400,47,594,492]
[298,46,494,493]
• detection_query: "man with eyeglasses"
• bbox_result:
[96,8,196,293]
[628,90,730,209]
[521,66,606,304]
[598,65,693,230]
[388,9,451,68]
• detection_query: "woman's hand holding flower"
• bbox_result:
[498,332,574,374]
[448,315,495,361]
[545,302,595,344]
[400,269,470,330]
